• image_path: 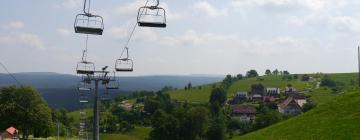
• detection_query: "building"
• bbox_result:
[263,95,276,102]
[0,127,19,140]
[232,91,248,104]
[278,97,302,115]
[231,105,257,122]
[266,88,280,96]
[250,83,265,101]
[285,86,297,96]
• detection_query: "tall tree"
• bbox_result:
[0,86,53,139]
[246,70,259,78]
[207,115,227,140]
[236,74,243,80]
[209,88,227,106]
[283,70,290,75]
[272,69,279,75]
[265,69,271,75]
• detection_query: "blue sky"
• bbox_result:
[0,0,359,76]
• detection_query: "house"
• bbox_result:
[251,94,262,101]
[278,97,302,115]
[266,88,280,96]
[232,91,248,104]
[263,95,276,102]
[231,105,257,122]
[285,86,297,96]
[0,127,19,140]
[250,83,265,101]
[288,93,307,107]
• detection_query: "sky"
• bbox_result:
[0,0,359,76]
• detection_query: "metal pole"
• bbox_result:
[358,46,360,87]
[57,122,59,140]
[93,80,99,140]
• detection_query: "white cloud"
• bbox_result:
[2,21,25,29]
[108,26,129,39]
[61,0,82,9]
[57,28,72,37]
[192,1,227,17]
[0,33,44,49]
[287,14,360,33]
[115,0,144,17]
[230,0,353,12]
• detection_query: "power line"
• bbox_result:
[0,61,23,87]
[119,0,149,58]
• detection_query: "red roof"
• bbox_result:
[6,127,17,135]
[278,97,301,109]
[263,96,275,102]
[232,105,256,114]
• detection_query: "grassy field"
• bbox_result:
[169,75,309,103]
[99,126,151,140]
[232,86,360,140]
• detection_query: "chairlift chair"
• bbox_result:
[79,94,89,103]
[105,72,119,89]
[76,61,95,75]
[78,80,92,91]
[74,14,104,35]
[115,47,134,72]
[115,58,133,72]
[137,6,166,28]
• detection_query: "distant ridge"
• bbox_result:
[0,72,223,110]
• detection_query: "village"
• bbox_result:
[229,83,308,123]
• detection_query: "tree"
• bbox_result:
[177,107,209,140]
[207,115,227,140]
[0,86,53,139]
[187,82,192,90]
[150,109,180,140]
[283,70,290,75]
[272,69,279,75]
[246,70,259,78]
[209,88,227,106]
[265,69,271,75]
[293,74,299,79]
[301,74,310,81]
[302,102,316,112]
[255,110,283,129]
[320,75,337,87]
[236,74,244,80]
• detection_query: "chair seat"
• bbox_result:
[138,22,166,28]
[75,26,103,35]
[115,68,133,72]
[77,70,95,75]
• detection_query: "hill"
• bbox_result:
[233,88,360,140]
[0,72,222,109]
[169,75,309,103]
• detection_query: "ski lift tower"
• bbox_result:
[81,66,110,140]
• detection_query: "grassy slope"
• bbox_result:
[68,109,151,140]
[169,75,308,103]
[233,89,360,140]
[233,73,360,140]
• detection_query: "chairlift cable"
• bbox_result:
[0,61,23,87]
[119,0,149,58]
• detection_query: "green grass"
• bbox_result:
[233,89,360,140]
[169,75,308,103]
[169,83,220,103]
[100,126,151,140]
